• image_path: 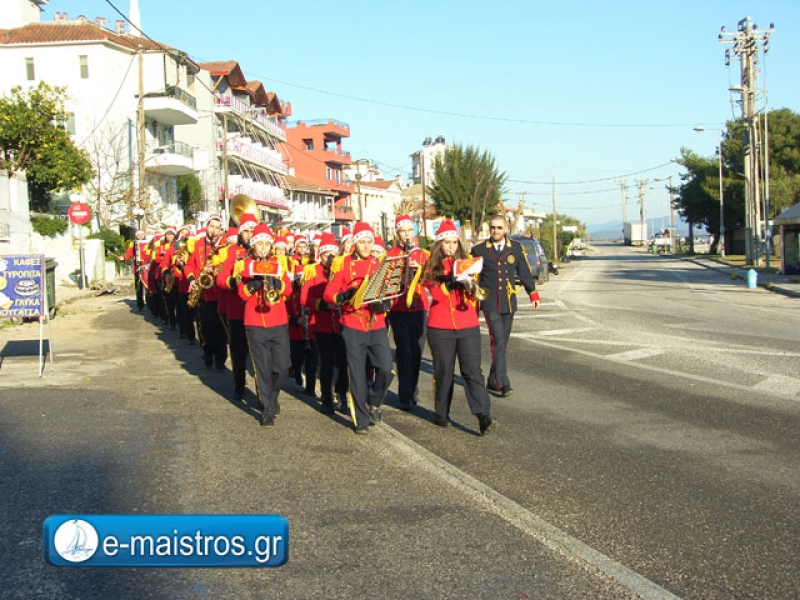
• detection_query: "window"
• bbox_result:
[79,55,89,79]
[326,167,332,180]
[303,139,314,151]
[25,58,35,81]
[64,112,76,135]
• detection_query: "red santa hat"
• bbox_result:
[294,233,309,246]
[395,214,414,231]
[225,226,239,244]
[178,224,193,235]
[373,236,385,252]
[238,213,258,233]
[339,227,352,242]
[435,219,459,241]
[205,214,222,226]
[251,223,274,244]
[164,225,177,236]
[352,222,374,243]
[318,232,338,255]
[273,234,288,248]
[312,231,322,243]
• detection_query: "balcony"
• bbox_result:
[142,86,198,125]
[222,139,287,175]
[323,147,352,166]
[286,119,350,138]
[330,180,355,195]
[213,94,286,141]
[222,181,289,211]
[145,141,196,176]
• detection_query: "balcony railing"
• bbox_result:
[213,94,286,141]
[221,139,286,173]
[223,182,288,210]
[144,85,197,110]
[147,140,194,158]
[286,118,350,131]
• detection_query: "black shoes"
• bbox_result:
[354,426,369,435]
[501,386,514,397]
[234,389,245,403]
[478,414,498,436]
[369,405,382,423]
[320,401,335,415]
[397,401,413,412]
[336,393,349,413]
[433,415,450,428]
[260,414,275,427]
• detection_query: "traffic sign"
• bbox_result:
[68,202,91,226]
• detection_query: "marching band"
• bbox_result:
[122,210,541,436]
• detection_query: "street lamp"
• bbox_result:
[693,126,726,257]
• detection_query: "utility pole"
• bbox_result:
[719,17,774,265]
[420,152,427,239]
[620,179,627,242]
[638,179,646,247]
[137,46,146,231]
[222,113,229,223]
[668,176,676,253]
[551,173,558,261]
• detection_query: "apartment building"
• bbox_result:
[196,60,290,224]
[410,135,447,186]
[0,0,211,231]
[284,119,354,229]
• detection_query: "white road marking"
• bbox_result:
[607,347,666,361]
[512,333,799,403]
[378,424,683,600]
[538,327,597,337]
[752,375,800,400]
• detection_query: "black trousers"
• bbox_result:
[290,339,319,392]
[135,273,145,310]
[427,326,491,419]
[388,311,426,405]
[163,287,177,327]
[314,332,348,405]
[246,325,290,418]
[483,311,515,391]
[199,300,227,366]
[341,326,393,429]
[175,292,196,341]
[228,318,249,394]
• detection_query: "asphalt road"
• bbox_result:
[1,245,798,599]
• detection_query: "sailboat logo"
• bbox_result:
[52,519,99,563]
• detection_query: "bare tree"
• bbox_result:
[83,122,135,230]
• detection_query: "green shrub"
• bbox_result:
[30,215,68,237]
[88,228,124,257]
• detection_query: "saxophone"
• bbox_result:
[188,242,218,308]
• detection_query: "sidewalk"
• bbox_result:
[682,255,800,298]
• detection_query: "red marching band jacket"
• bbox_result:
[236,257,292,328]
[300,263,341,335]
[424,256,481,331]
[386,245,430,312]
[171,258,191,294]
[323,254,387,332]
[186,237,221,303]
[215,244,248,321]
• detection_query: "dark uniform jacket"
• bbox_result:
[470,237,537,314]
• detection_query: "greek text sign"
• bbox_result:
[0,254,46,319]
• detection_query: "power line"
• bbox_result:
[508,162,675,185]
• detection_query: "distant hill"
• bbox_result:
[587,219,709,241]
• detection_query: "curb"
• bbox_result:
[683,256,800,298]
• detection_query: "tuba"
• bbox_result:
[231,194,258,227]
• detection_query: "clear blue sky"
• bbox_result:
[41,1,800,228]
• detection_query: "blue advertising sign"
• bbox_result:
[0,254,46,319]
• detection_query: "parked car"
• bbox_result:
[510,236,549,283]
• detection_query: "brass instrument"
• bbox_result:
[231,194,258,226]
[263,277,281,305]
[188,241,218,308]
[467,279,489,302]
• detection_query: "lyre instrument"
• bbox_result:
[349,254,410,308]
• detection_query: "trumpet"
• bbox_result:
[263,275,281,305]
[463,278,489,302]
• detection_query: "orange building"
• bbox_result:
[283,120,355,228]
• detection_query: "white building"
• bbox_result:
[359,180,402,241]
[0,0,215,232]
[410,135,447,186]
[195,60,289,225]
